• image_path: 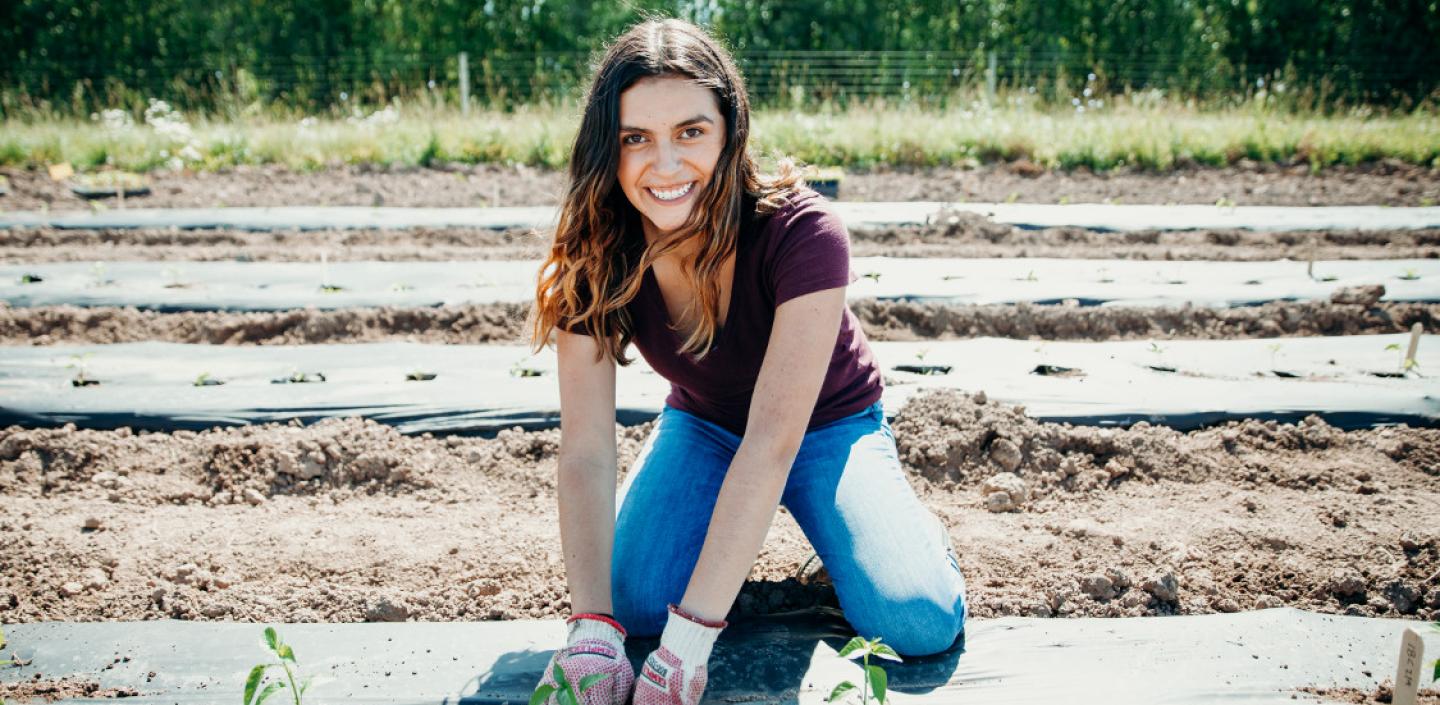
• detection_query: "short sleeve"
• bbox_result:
[769,196,856,307]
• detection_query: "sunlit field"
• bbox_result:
[3,91,1437,174]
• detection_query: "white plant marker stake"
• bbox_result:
[1405,322,1422,371]
[1393,628,1423,705]
[1307,237,1316,280]
[320,250,329,289]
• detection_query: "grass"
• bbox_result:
[1,92,1437,174]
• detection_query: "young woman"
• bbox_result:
[528,18,967,705]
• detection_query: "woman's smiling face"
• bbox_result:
[617,75,726,243]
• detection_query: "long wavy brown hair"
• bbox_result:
[528,18,802,365]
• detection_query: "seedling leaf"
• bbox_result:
[870,643,902,662]
[299,675,314,696]
[556,689,580,705]
[263,627,279,652]
[837,637,867,659]
[866,664,888,704]
[826,681,857,703]
[276,643,295,663]
[576,673,610,695]
[0,626,6,650]
[529,684,557,705]
[254,681,286,705]
[244,665,268,705]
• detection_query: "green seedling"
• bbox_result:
[67,352,98,387]
[1215,196,1237,209]
[860,272,882,283]
[89,261,113,287]
[1384,343,1420,374]
[406,370,437,381]
[193,372,225,387]
[19,273,43,284]
[244,626,313,705]
[1421,197,1435,208]
[825,636,902,705]
[529,662,610,705]
[1430,621,1439,682]
[1004,191,1019,204]
[272,369,326,384]
[162,266,190,289]
[1399,268,1422,281]
[1058,195,1071,205]
[510,359,544,378]
[317,251,344,292]
[915,348,930,363]
[1265,342,1283,371]
[1147,342,1166,355]
[1015,270,1038,282]
[391,282,414,292]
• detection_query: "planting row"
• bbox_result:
[4,258,1437,313]
[2,336,1434,434]
[1,390,1434,626]
[5,202,1439,234]
[4,297,1435,347]
[5,222,1437,264]
[4,610,1433,705]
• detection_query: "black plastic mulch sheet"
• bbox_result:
[1,338,1435,434]
[3,202,1439,232]
[2,608,1434,704]
[3,259,1437,312]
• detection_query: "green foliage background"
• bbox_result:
[3,0,1438,115]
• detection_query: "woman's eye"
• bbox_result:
[682,127,703,138]
[622,134,644,145]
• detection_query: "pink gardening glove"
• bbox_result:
[632,604,727,705]
[536,613,635,705]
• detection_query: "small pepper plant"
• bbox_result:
[825,636,902,705]
[244,627,314,705]
[529,661,610,705]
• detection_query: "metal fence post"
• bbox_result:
[986,50,997,105]
[459,51,470,116]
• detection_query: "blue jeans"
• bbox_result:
[611,400,967,657]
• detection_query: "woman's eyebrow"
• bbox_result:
[619,114,715,133]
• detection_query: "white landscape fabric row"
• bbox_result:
[4,258,1437,311]
[3,608,1434,705]
[3,202,1439,232]
[1,335,1435,433]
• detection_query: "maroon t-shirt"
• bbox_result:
[566,187,883,436]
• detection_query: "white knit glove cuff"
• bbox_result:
[658,607,723,665]
[568,615,626,648]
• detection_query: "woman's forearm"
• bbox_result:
[557,455,619,615]
[679,438,796,623]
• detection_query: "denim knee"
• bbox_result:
[610,578,669,638]
[848,600,964,657]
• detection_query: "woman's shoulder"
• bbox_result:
[749,184,832,236]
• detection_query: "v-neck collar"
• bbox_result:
[643,250,740,354]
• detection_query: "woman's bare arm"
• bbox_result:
[556,329,620,615]
[678,286,848,621]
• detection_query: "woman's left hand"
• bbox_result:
[632,604,726,705]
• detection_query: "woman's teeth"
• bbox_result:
[648,182,694,201]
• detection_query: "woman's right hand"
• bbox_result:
[534,614,635,705]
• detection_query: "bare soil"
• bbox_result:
[1,391,1436,628]
[1298,684,1440,704]
[2,299,1435,346]
[0,676,141,703]
[3,220,1438,264]
[3,161,1438,210]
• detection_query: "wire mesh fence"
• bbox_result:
[4,48,1434,115]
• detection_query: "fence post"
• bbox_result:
[459,51,470,116]
[985,50,997,105]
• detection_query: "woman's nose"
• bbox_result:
[653,140,682,173]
